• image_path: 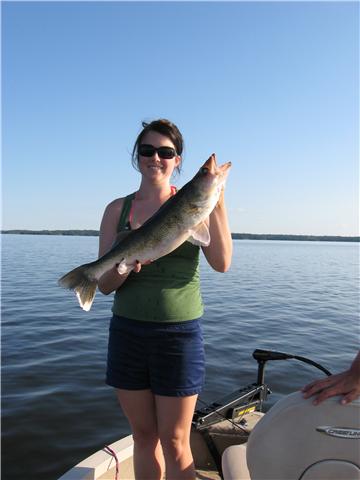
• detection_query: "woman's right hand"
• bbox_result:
[116,260,143,275]
[100,259,152,295]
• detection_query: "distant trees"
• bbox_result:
[1,230,99,237]
[231,233,359,242]
[1,230,359,242]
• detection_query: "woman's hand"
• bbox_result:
[217,186,225,207]
[201,187,232,272]
[116,259,152,275]
[99,259,152,295]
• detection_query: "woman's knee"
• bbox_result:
[159,429,190,460]
[132,426,159,449]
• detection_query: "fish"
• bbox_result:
[58,154,231,311]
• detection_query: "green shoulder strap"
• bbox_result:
[116,192,136,232]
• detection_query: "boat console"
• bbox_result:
[222,391,360,480]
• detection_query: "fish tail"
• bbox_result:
[58,263,98,311]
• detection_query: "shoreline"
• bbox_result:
[1,230,359,242]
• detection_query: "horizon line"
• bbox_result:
[1,229,359,241]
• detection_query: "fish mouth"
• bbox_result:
[203,153,231,176]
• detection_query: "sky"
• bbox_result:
[2,1,359,236]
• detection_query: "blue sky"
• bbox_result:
[3,1,359,235]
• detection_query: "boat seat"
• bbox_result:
[222,391,360,480]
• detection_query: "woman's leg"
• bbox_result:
[155,394,198,480]
[116,389,165,480]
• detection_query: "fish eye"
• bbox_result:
[201,167,209,174]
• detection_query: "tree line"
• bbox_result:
[2,230,359,242]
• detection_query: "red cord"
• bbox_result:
[103,445,119,480]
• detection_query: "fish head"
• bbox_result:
[194,154,231,201]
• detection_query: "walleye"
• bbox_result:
[58,154,231,311]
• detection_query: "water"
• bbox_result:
[2,235,359,480]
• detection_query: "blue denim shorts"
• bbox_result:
[106,315,205,397]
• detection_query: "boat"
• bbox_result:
[58,349,360,480]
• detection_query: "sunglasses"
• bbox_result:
[139,144,177,160]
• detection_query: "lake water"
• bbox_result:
[2,235,359,480]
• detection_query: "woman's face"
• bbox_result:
[138,130,181,183]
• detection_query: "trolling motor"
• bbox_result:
[192,349,332,430]
[253,349,332,385]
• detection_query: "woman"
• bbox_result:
[98,119,232,480]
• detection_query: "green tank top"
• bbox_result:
[111,193,204,322]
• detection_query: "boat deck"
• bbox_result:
[59,412,263,480]
[97,457,220,480]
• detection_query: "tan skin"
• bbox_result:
[98,130,232,480]
[302,351,360,405]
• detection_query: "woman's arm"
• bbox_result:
[97,199,134,295]
[202,189,233,272]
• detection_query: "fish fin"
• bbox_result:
[58,264,97,311]
[187,222,211,247]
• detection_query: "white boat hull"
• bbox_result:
[59,435,134,480]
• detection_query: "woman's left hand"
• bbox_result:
[202,187,232,272]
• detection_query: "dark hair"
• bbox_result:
[131,119,184,174]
